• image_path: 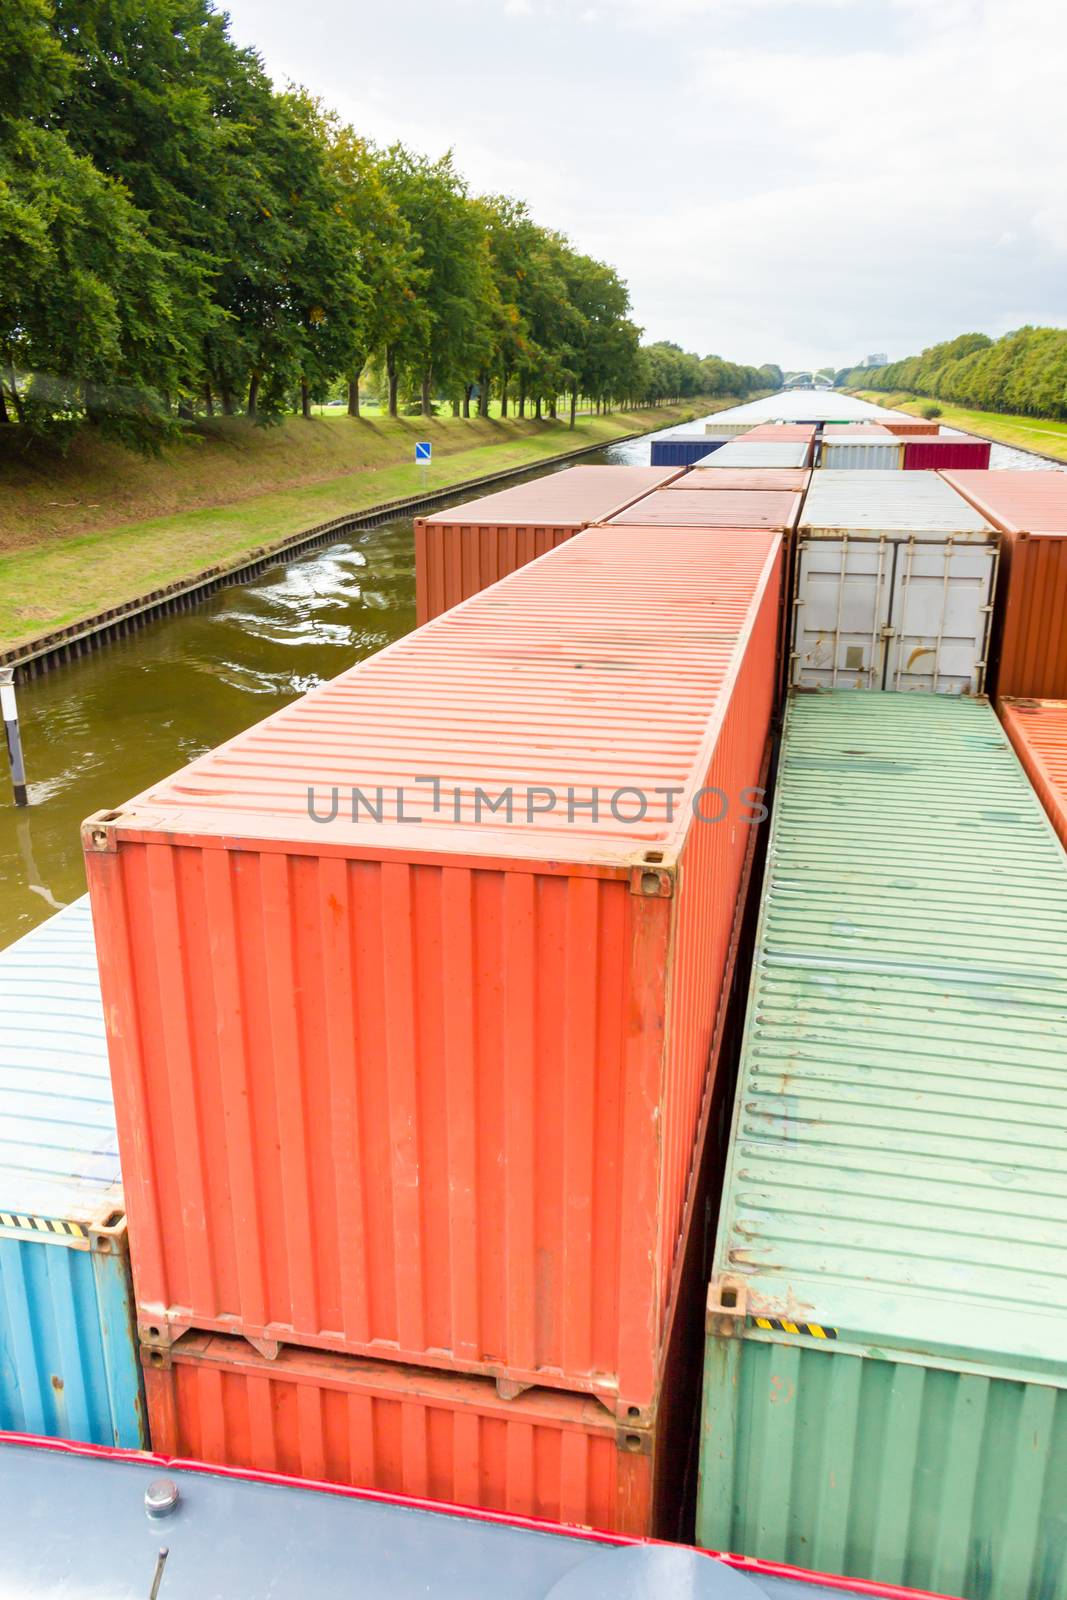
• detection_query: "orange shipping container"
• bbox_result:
[663,469,810,494]
[999,698,1067,849]
[414,465,680,623]
[85,526,782,1414]
[878,420,941,436]
[942,470,1067,699]
[605,489,801,529]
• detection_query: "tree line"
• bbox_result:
[837,328,1067,419]
[1,0,778,450]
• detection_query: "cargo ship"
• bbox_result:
[3,391,1066,1597]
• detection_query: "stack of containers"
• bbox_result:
[605,488,802,531]
[791,471,998,693]
[941,471,1067,699]
[84,524,785,1535]
[697,690,1067,1600]
[689,439,813,470]
[413,465,681,622]
[819,425,904,471]
[0,898,144,1447]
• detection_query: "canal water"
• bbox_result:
[1,424,1062,947]
[0,432,657,946]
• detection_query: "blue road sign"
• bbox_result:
[415,441,432,463]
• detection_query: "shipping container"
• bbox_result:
[414,465,680,622]
[702,395,905,429]
[0,899,145,1448]
[999,697,1067,848]
[878,419,941,435]
[0,1435,968,1600]
[650,436,729,468]
[664,470,810,494]
[900,437,991,470]
[698,689,1067,1600]
[84,526,783,1412]
[820,424,895,437]
[792,471,998,693]
[942,470,1067,699]
[693,441,813,469]
[606,489,801,529]
[819,438,904,470]
[726,425,817,444]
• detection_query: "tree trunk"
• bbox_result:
[549,395,557,420]
[347,376,361,417]
[462,384,472,419]
[500,379,508,419]
[518,376,526,418]
[569,388,577,429]
[203,383,214,417]
[451,397,460,417]
[5,355,26,426]
[247,371,261,419]
[478,372,490,419]
[0,385,8,425]
[221,385,236,416]
[534,395,542,420]
[421,367,432,417]
[178,397,194,420]
[301,377,311,419]
[386,346,399,417]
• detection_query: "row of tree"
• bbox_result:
[2,0,776,449]
[837,328,1067,419]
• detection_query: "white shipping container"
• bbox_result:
[692,441,811,468]
[792,472,999,694]
[819,439,904,470]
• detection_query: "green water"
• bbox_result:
[0,437,651,947]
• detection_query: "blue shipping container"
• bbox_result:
[0,899,145,1447]
[650,435,730,467]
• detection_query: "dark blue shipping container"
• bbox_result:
[650,435,729,467]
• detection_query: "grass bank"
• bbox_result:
[850,391,1067,462]
[0,401,715,651]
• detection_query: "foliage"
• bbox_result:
[1,0,777,447]
[837,328,1067,420]
[921,403,942,419]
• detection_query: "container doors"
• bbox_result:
[790,535,892,689]
[885,536,998,695]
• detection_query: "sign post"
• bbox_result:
[415,440,432,493]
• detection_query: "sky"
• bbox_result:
[221,0,1067,372]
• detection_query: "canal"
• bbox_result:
[1,424,1061,947]
[0,431,660,946]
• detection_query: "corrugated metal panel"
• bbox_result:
[694,443,812,469]
[729,426,816,443]
[606,491,801,529]
[941,472,1067,698]
[697,690,1067,1599]
[1000,698,1067,849]
[0,899,145,1447]
[649,437,728,467]
[699,1340,1067,1600]
[144,1334,656,1535]
[666,470,811,494]
[415,466,680,622]
[820,440,904,470]
[880,420,941,435]
[85,527,782,1410]
[801,471,996,538]
[901,439,991,470]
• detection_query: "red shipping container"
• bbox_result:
[414,466,680,623]
[605,489,801,529]
[999,698,1067,849]
[143,1334,658,1535]
[943,470,1067,698]
[85,526,782,1413]
[900,437,991,470]
[665,469,810,493]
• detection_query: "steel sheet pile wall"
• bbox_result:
[1000,698,1067,848]
[606,489,801,529]
[414,465,680,622]
[650,436,729,467]
[792,471,998,693]
[0,899,144,1447]
[942,470,1067,698]
[698,690,1067,1600]
[85,525,783,1532]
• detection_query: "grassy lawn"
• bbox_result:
[850,391,1067,462]
[0,402,709,649]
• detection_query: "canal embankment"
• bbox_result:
[0,403,712,665]
[849,390,1067,463]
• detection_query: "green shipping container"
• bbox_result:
[698,691,1067,1600]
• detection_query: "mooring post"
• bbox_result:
[0,668,28,806]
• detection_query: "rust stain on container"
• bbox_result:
[414,466,680,622]
[143,1334,656,1535]
[999,697,1067,848]
[605,489,801,529]
[943,470,1067,698]
[663,470,810,494]
[85,526,782,1412]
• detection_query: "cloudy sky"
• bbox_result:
[222,0,1066,372]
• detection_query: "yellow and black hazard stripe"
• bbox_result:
[0,1211,87,1239]
[752,1316,837,1340]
